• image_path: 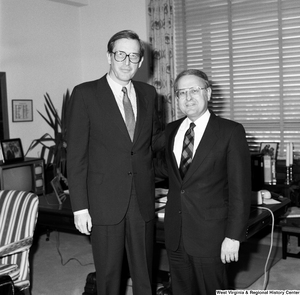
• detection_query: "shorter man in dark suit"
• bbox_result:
[161,69,251,294]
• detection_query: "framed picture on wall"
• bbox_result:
[12,99,33,122]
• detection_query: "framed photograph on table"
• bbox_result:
[51,175,67,205]
[12,100,33,122]
[260,142,278,159]
[0,138,24,163]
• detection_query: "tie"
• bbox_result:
[179,122,196,178]
[122,87,135,141]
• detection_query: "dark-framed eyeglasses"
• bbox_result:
[111,51,141,64]
[175,86,207,100]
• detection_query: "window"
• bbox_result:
[174,0,300,158]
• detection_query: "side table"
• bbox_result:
[37,193,77,239]
[280,217,300,259]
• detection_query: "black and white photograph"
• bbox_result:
[260,142,278,159]
[0,138,24,163]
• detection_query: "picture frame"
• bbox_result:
[12,99,33,122]
[260,142,278,159]
[51,175,67,204]
[0,138,24,163]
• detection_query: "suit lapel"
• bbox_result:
[96,77,135,142]
[168,119,185,182]
[132,82,148,143]
[184,113,219,181]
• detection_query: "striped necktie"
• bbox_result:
[179,122,196,178]
[122,87,135,141]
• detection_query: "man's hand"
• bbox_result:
[74,211,92,235]
[221,237,240,264]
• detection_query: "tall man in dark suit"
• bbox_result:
[66,30,162,295]
[162,69,251,294]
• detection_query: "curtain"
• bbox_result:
[148,0,175,124]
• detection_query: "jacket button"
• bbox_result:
[131,151,134,155]
[179,210,182,214]
[181,190,185,194]
[128,172,132,176]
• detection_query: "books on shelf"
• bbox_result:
[263,155,276,185]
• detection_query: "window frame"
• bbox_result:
[173,0,300,159]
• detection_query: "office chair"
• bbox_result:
[0,190,39,295]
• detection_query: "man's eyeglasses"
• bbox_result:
[111,51,141,64]
[175,86,207,100]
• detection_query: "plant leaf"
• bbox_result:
[27,91,69,179]
[45,93,61,127]
[25,133,55,156]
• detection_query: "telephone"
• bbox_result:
[251,190,271,205]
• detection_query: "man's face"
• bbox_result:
[107,38,143,86]
[177,75,211,121]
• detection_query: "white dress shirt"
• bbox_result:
[106,74,137,120]
[173,110,211,167]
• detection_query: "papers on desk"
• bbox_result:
[155,188,168,220]
[156,207,165,220]
[251,190,282,205]
[155,188,168,197]
[283,206,300,218]
[263,198,281,205]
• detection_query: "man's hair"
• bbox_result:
[174,69,211,90]
[107,30,145,57]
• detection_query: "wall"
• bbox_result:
[79,0,150,83]
[0,0,148,157]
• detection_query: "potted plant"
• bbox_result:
[25,90,70,190]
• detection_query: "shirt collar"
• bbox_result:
[106,74,133,94]
[182,109,210,129]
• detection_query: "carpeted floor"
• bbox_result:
[28,226,300,295]
[228,238,282,289]
[30,231,95,295]
[244,229,300,290]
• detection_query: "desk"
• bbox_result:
[245,196,290,239]
[38,193,290,241]
[155,196,290,244]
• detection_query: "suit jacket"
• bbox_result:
[163,112,251,257]
[66,75,162,225]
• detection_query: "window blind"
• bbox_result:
[174,0,300,158]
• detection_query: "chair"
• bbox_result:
[0,274,15,295]
[0,190,39,294]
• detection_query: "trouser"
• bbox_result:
[91,191,154,295]
[167,238,228,295]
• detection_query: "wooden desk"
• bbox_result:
[245,196,290,239]
[155,195,290,244]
